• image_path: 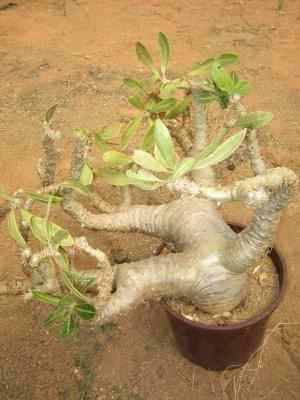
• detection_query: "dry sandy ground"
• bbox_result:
[0,1,300,399]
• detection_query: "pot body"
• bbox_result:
[165,227,287,371]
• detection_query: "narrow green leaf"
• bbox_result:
[103,151,132,167]
[165,97,192,119]
[75,303,96,320]
[147,98,177,113]
[121,116,143,150]
[61,270,90,303]
[30,216,74,247]
[160,81,179,98]
[193,130,246,169]
[133,150,168,172]
[217,53,239,67]
[79,163,93,186]
[197,128,228,161]
[211,63,235,94]
[142,123,155,151]
[126,169,163,183]
[153,119,176,168]
[54,251,70,270]
[20,208,33,225]
[154,145,172,170]
[193,90,217,105]
[32,290,61,306]
[189,58,215,76]
[27,192,62,204]
[7,210,27,248]
[235,112,273,129]
[136,42,158,75]
[128,95,145,110]
[62,180,91,196]
[158,32,170,76]
[97,168,132,186]
[234,80,250,96]
[60,314,77,337]
[44,306,66,326]
[172,158,195,180]
[123,78,144,93]
[52,230,69,247]
[45,104,58,123]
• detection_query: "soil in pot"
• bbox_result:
[167,255,280,327]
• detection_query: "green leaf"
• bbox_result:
[211,63,235,94]
[44,306,67,326]
[128,95,145,110]
[7,210,27,248]
[217,53,239,67]
[142,123,155,151]
[193,90,217,105]
[52,230,69,247]
[121,116,143,150]
[147,98,177,113]
[95,124,121,141]
[60,314,77,337]
[234,80,250,96]
[32,290,61,306]
[165,97,192,119]
[153,119,176,168]
[61,180,91,196]
[75,303,96,320]
[123,78,144,93]
[158,32,170,76]
[189,58,215,76]
[27,192,62,204]
[30,216,74,247]
[45,104,58,123]
[20,208,33,225]
[103,151,132,167]
[54,251,70,269]
[193,130,246,169]
[235,112,273,129]
[133,150,168,172]
[136,42,158,75]
[172,158,195,180]
[61,270,90,303]
[79,163,93,186]
[159,81,180,98]
[197,128,227,160]
[126,169,163,183]
[97,168,132,186]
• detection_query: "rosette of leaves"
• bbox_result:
[190,54,251,108]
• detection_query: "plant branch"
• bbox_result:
[246,129,267,175]
[37,122,61,187]
[74,236,114,307]
[223,167,298,273]
[189,91,215,185]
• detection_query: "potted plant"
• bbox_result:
[0,34,297,370]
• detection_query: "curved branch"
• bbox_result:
[223,167,298,273]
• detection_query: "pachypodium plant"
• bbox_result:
[0,33,297,336]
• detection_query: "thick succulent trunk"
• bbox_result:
[65,197,249,321]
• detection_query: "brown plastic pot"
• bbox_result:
[165,224,287,371]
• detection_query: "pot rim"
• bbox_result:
[164,224,287,332]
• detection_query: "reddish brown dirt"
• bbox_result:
[0,1,300,399]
